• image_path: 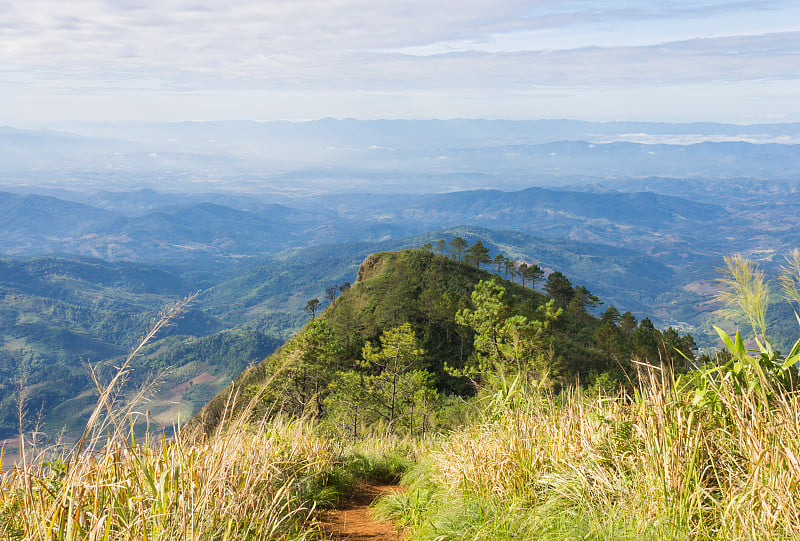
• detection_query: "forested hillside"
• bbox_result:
[0,256,224,437]
[194,249,696,436]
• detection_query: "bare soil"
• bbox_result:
[319,483,405,541]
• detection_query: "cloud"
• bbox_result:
[2,1,795,71]
[0,0,799,121]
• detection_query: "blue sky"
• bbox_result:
[1,0,799,124]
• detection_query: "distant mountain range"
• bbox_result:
[2,181,795,333]
[0,184,743,264]
[4,119,800,194]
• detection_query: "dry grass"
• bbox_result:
[1,417,336,540]
[0,298,336,540]
[416,367,800,540]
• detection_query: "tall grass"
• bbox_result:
[0,407,414,540]
[1,417,339,540]
[1,298,353,540]
[376,369,800,540]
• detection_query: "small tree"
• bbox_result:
[594,320,624,363]
[326,370,367,439]
[517,263,529,287]
[526,264,545,290]
[493,253,505,276]
[619,311,637,338]
[631,318,659,360]
[304,298,320,319]
[275,318,344,418]
[455,278,560,386]
[503,257,516,280]
[358,323,428,433]
[570,285,601,314]
[602,305,621,324]
[325,286,338,305]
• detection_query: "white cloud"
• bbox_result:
[0,0,799,121]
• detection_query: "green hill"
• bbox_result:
[199,224,707,338]
[192,249,696,435]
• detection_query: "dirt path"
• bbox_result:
[319,483,404,540]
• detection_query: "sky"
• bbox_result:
[1,0,799,125]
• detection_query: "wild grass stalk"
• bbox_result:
[0,297,339,540]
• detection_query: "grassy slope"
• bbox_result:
[375,371,800,540]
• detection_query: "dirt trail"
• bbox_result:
[319,483,404,540]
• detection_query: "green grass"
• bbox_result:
[373,370,800,540]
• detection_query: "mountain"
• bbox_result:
[294,186,730,256]
[0,127,135,172]
[5,120,800,194]
[0,184,736,335]
[0,191,411,263]
[57,119,800,157]
[197,223,705,337]
[81,189,289,216]
[0,186,742,265]
[0,192,117,249]
[192,249,697,435]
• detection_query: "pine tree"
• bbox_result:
[493,253,505,276]
[465,240,491,269]
[545,271,575,308]
[517,262,529,287]
[449,237,468,261]
[325,286,338,305]
[455,278,560,384]
[503,257,516,280]
[526,264,545,290]
[358,323,428,433]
